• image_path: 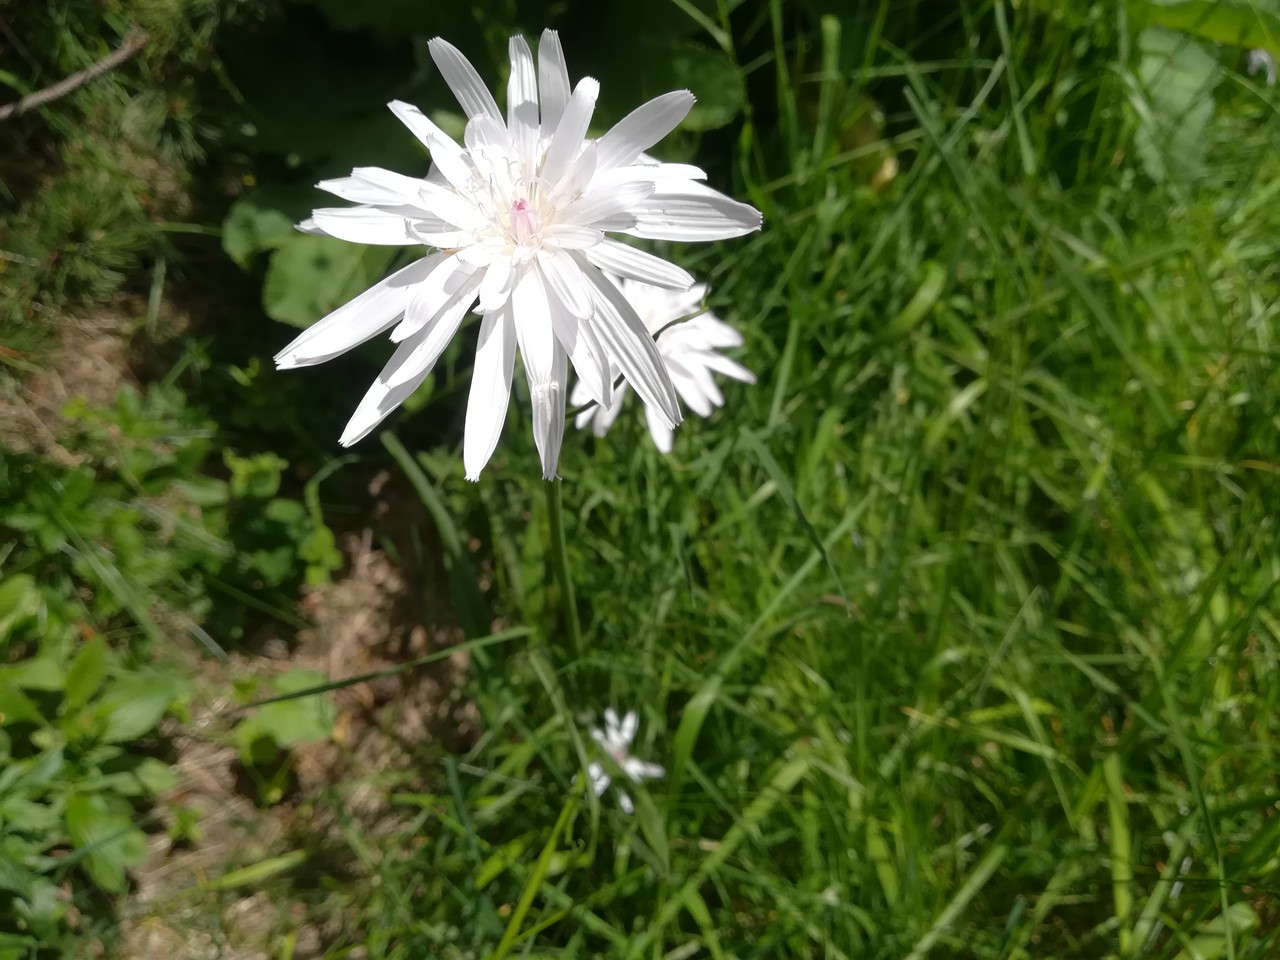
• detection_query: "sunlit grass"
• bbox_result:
[324,3,1280,958]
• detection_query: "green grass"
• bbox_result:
[311,5,1280,958]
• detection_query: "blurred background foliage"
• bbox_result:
[3,0,1280,958]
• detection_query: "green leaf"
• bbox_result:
[1,657,65,692]
[94,672,185,743]
[1132,27,1219,184]
[0,573,39,635]
[0,682,45,726]
[262,234,396,328]
[201,850,307,891]
[256,669,336,747]
[1145,1,1280,54]
[64,792,148,893]
[224,449,287,499]
[63,637,108,712]
[661,44,745,131]
[221,196,297,268]
[1173,901,1260,960]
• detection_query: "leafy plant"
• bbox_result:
[233,669,336,805]
[0,575,186,952]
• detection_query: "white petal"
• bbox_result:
[532,349,567,479]
[512,272,567,478]
[463,306,517,480]
[578,261,681,429]
[542,223,605,250]
[416,181,483,230]
[275,255,439,368]
[626,758,665,781]
[389,254,473,342]
[604,708,621,737]
[626,180,762,241]
[337,334,438,446]
[584,384,627,437]
[427,38,502,122]
[560,181,655,228]
[384,273,482,389]
[308,207,415,245]
[595,90,695,173]
[537,29,571,134]
[477,255,517,313]
[587,762,610,797]
[591,162,707,191]
[678,311,741,348]
[316,167,427,205]
[506,36,539,164]
[536,249,593,318]
[618,791,634,814]
[645,404,675,452]
[670,362,715,417]
[547,281,610,410]
[542,78,599,187]
[584,239,695,290]
[388,101,474,191]
[464,114,512,157]
[620,710,638,744]
[700,351,755,384]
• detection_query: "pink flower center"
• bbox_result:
[510,198,540,244]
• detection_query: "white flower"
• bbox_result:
[274,30,762,480]
[1247,49,1277,87]
[571,277,755,452]
[586,708,664,814]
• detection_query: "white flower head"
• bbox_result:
[274,30,762,480]
[571,276,755,451]
[1247,48,1277,87]
[586,708,664,814]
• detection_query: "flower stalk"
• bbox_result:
[545,478,582,655]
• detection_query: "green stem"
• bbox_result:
[545,479,582,655]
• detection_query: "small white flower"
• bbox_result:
[571,277,755,451]
[586,708,664,814]
[274,30,761,480]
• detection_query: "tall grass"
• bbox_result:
[148,1,1280,956]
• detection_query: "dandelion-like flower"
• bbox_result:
[571,277,754,451]
[274,30,761,479]
[586,708,664,814]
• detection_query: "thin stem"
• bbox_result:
[545,479,582,655]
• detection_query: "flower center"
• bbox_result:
[510,198,540,244]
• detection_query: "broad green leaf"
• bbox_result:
[0,574,39,636]
[94,673,185,743]
[255,669,336,746]
[1146,1,1280,54]
[64,792,148,893]
[0,683,45,726]
[665,45,746,131]
[221,196,296,268]
[1,657,64,692]
[1133,27,1219,184]
[262,233,397,328]
[63,637,108,712]
[1173,901,1260,960]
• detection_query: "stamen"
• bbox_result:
[510,198,540,244]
